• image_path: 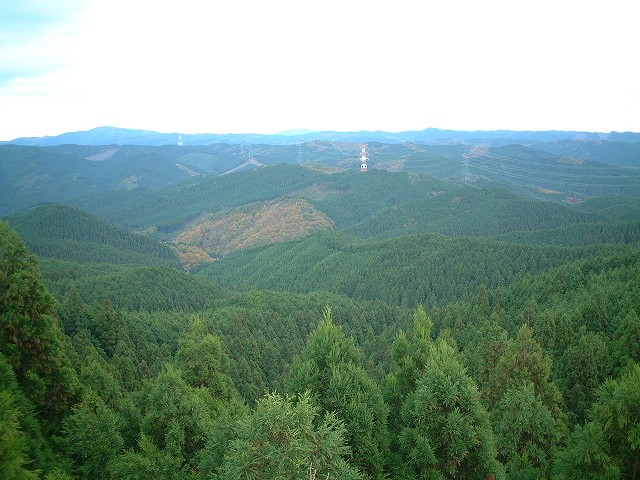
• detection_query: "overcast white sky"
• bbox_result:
[1,0,638,140]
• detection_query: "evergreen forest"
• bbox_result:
[1,133,639,479]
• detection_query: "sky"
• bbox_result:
[1,0,639,140]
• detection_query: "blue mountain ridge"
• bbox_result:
[4,125,639,147]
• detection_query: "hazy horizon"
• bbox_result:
[6,124,640,142]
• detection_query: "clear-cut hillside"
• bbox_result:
[175,198,334,259]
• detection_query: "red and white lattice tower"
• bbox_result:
[360,143,369,172]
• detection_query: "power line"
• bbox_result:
[235,142,640,188]
[469,162,640,187]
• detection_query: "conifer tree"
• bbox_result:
[557,330,612,425]
[492,382,560,480]
[0,221,78,432]
[487,324,564,422]
[0,391,39,480]
[613,310,640,374]
[553,363,640,479]
[139,365,219,469]
[57,285,88,337]
[289,307,389,478]
[384,305,438,475]
[92,295,126,358]
[0,351,53,474]
[175,315,239,401]
[398,339,504,480]
[385,305,433,430]
[62,390,124,479]
[109,433,186,480]
[464,320,509,408]
[216,392,364,480]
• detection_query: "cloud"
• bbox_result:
[0,0,84,31]
[0,0,87,82]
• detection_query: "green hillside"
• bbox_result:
[533,139,640,167]
[69,163,327,229]
[0,145,99,215]
[0,144,195,216]
[71,164,637,239]
[344,186,601,239]
[495,221,640,246]
[195,230,634,307]
[60,165,639,272]
[465,144,640,199]
[38,259,223,311]
[6,205,180,268]
[4,217,640,478]
[573,194,640,221]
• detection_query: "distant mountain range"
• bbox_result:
[2,137,638,217]
[4,125,640,147]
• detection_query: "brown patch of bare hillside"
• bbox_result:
[173,244,215,272]
[175,198,334,259]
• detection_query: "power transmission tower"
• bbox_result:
[240,144,253,162]
[360,144,369,172]
[462,160,472,185]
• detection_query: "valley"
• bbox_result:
[1,127,639,479]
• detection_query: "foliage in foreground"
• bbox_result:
[1,219,640,479]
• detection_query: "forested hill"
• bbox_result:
[7,205,180,268]
[195,230,638,306]
[2,214,639,479]
[2,161,637,275]
[0,144,197,215]
[59,165,640,271]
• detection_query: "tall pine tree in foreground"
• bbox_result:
[398,338,504,480]
[0,221,78,434]
[0,390,39,480]
[1,221,80,477]
[554,363,640,480]
[289,307,390,478]
[61,390,124,479]
[216,392,364,480]
[385,305,434,432]
[492,382,560,480]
